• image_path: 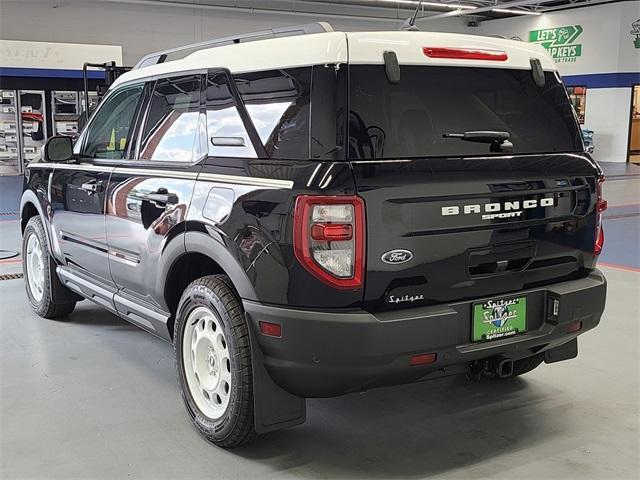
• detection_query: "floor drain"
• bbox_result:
[0,250,20,261]
[0,273,23,281]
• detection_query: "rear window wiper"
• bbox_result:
[443,130,513,153]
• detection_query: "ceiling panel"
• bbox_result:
[131,0,617,22]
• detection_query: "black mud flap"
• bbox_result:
[247,320,306,435]
[49,256,83,304]
[544,338,578,364]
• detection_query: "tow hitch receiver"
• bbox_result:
[469,357,515,380]
[497,358,514,378]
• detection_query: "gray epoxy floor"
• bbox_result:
[1,267,638,479]
[1,178,639,479]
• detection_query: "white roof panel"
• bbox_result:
[346,31,556,70]
[112,29,556,88]
[112,31,348,88]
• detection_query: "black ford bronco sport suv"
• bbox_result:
[21,24,607,447]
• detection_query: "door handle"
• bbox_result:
[143,190,179,206]
[81,181,103,194]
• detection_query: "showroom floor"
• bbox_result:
[0,175,638,479]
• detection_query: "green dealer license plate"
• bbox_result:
[472,296,527,342]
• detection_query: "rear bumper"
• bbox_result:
[244,270,606,397]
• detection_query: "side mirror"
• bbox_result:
[43,136,74,162]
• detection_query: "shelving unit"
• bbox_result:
[19,90,47,168]
[0,90,21,176]
[51,91,80,137]
[51,90,99,139]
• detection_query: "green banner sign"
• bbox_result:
[529,25,584,63]
[631,19,640,49]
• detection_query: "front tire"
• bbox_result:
[22,216,76,318]
[174,275,257,448]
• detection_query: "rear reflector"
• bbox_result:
[565,321,582,333]
[259,321,282,338]
[410,353,437,366]
[423,47,508,61]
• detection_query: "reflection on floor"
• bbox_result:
[600,204,640,270]
[0,175,21,219]
[598,161,640,179]
[0,166,20,176]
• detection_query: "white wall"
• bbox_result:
[475,0,640,163]
[0,40,122,70]
[0,0,467,66]
[474,1,638,76]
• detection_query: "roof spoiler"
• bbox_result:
[133,22,334,70]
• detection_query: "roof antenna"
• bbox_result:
[400,0,423,31]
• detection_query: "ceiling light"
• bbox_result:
[373,0,477,10]
[491,8,542,15]
[437,3,477,10]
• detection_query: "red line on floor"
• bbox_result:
[606,203,640,209]
[0,259,22,265]
[597,262,640,273]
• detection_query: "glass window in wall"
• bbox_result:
[567,86,587,124]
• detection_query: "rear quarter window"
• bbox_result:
[234,68,311,160]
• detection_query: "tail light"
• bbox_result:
[594,175,607,255]
[293,195,365,289]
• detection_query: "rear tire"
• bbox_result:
[22,216,76,319]
[174,274,257,448]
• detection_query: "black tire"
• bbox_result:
[510,353,545,377]
[22,216,76,319]
[174,274,257,448]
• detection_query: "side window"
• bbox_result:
[82,84,143,159]
[205,73,256,158]
[139,75,203,162]
[235,68,311,159]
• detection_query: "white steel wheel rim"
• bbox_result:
[26,233,45,302]
[182,306,232,420]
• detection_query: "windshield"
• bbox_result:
[348,65,583,160]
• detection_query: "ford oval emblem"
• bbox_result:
[381,249,414,265]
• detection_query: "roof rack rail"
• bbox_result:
[133,22,334,70]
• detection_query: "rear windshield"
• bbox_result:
[348,65,583,159]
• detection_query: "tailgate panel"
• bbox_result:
[352,153,600,312]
